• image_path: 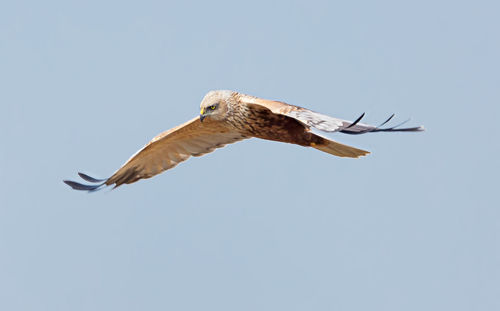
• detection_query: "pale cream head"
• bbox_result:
[199,90,236,122]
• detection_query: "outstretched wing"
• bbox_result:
[237,93,424,134]
[64,117,248,191]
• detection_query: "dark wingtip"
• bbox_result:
[63,180,104,191]
[378,114,395,128]
[376,118,425,133]
[387,125,425,132]
[78,172,106,183]
[346,112,365,129]
[340,114,424,135]
[63,171,109,192]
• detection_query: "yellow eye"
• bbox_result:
[209,105,216,110]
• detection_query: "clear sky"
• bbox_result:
[1,1,499,310]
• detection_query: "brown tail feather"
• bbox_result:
[311,136,369,158]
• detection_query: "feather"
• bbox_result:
[63,180,105,192]
[78,172,106,183]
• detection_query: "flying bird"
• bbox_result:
[64,90,423,191]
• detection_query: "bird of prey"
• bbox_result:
[64,90,423,191]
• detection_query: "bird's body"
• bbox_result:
[224,101,315,146]
[64,90,424,191]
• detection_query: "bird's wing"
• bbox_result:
[64,117,248,191]
[237,93,424,134]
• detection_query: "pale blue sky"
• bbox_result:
[1,1,499,310]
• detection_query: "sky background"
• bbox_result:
[1,0,499,310]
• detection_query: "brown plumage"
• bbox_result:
[64,90,424,191]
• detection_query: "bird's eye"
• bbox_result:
[209,105,217,110]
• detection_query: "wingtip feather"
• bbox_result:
[63,173,107,192]
[63,180,102,191]
[346,112,365,129]
[78,172,107,183]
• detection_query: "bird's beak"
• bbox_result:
[200,108,205,122]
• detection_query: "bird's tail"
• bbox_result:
[311,135,369,158]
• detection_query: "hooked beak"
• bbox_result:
[200,108,205,122]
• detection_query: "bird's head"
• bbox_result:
[199,90,236,122]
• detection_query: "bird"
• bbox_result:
[64,90,424,191]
